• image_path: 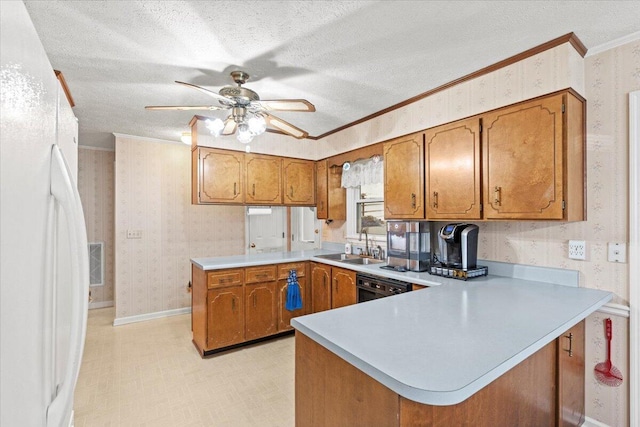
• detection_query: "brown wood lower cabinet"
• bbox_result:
[277,276,308,331]
[192,261,309,356]
[331,266,357,308]
[558,321,585,427]
[310,262,332,312]
[244,281,277,341]
[310,263,357,312]
[206,286,244,350]
[296,321,585,427]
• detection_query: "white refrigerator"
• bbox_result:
[1,2,89,426]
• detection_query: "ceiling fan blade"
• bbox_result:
[222,117,237,135]
[264,113,308,139]
[175,81,232,105]
[145,105,229,111]
[255,99,315,112]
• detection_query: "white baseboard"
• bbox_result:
[583,416,610,427]
[88,300,114,310]
[113,307,191,326]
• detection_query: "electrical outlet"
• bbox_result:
[607,242,626,263]
[126,230,142,239]
[568,240,586,260]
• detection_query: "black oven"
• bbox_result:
[356,273,411,303]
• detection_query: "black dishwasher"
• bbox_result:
[355,273,412,303]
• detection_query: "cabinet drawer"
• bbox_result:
[277,262,307,279]
[245,265,277,283]
[207,269,244,288]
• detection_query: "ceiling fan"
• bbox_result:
[145,70,315,143]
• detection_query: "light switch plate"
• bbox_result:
[126,230,142,239]
[568,240,586,260]
[607,242,626,263]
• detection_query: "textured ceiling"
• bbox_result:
[23,1,640,149]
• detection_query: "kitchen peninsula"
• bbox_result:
[292,276,611,426]
[192,251,611,426]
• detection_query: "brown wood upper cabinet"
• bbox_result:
[245,153,282,205]
[425,118,482,220]
[482,91,585,220]
[384,132,425,219]
[193,147,316,206]
[193,147,244,204]
[315,160,346,220]
[282,158,316,205]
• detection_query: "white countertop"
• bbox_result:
[192,250,445,286]
[291,279,611,406]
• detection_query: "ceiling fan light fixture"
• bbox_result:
[180,132,192,145]
[237,123,253,144]
[205,117,225,137]
[247,115,267,135]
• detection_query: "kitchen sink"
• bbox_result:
[314,253,361,261]
[340,257,385,265]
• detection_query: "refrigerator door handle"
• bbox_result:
[46,145,89,427]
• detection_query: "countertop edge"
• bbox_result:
[291,291,613,406]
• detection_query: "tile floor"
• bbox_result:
[74,308,295,426]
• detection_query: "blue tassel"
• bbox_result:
[285,269,302,311]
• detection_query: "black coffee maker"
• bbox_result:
[437,223,479,270]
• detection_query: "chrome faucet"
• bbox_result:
[375,245,384,260]
[359,227,369,256]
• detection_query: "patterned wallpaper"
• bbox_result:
[319,39,639,426]
[78,148,115,307]
[77,38,638,426]
[114,137,245,320]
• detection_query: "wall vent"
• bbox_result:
[88,242,104,286]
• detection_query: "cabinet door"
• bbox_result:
[331,267,356,309]
[557,320,585,427]
[207,286,244,349]
[327,164,346,220]
[278,276,307,331]
[483,94,564,219]
[384,133,425,219]
[316,160,328,219]
[245,153,282,205]
[245,281,277,341]
[425,118,481,220]
[195,147,244,204]
[283,158,316,205]
[311,262,331,313]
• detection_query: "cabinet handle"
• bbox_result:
[564,332,573,357]
[253,293,257,308]
[231,297,235,312]
[290,186,294,198]
[233,182,237,196]
[334,277,338,292]
[252,183,255,196]
[494,186,502,206]
[433,191,438,209]
[411,193,416,209]
[323,275,326,288]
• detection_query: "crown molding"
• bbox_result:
[585,31,640,57]
[312,33,586,140]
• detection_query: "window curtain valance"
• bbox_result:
[341,158,383,188]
